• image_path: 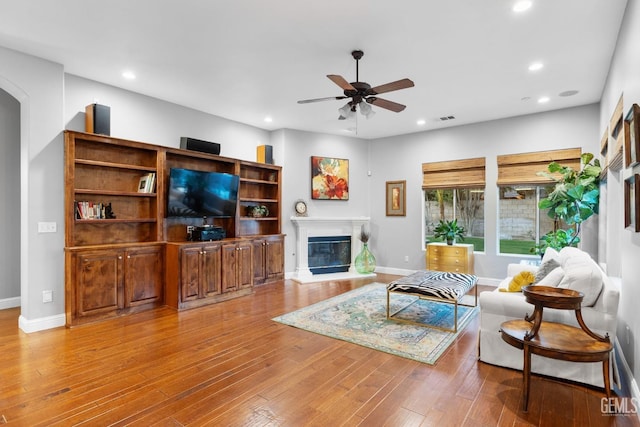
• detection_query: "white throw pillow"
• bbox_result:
[557,258,603,306]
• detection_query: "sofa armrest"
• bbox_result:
[507,263,539,277]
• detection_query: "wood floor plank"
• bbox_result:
[0,278,637,426]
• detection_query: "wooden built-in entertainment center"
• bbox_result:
[64,131,284,326]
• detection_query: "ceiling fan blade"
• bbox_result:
[366,97,406,113]
[327,75,356,91]
[369,78,415,95]
[297,96,347,104]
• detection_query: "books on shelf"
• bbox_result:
[75,201,114,220]
[138,172,156,193]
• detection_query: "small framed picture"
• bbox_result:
[625,104,640,168]
[138,175,149,193]
[625,174,640,232]
[386,180,406,216]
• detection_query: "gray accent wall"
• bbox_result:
[0,88,20,303]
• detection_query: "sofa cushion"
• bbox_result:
[557,247,603,306]
[500,270,535,292]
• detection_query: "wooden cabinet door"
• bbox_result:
[201,243,222,297]
[236,241,253,290]
[125,246,164,308]
[221,242,239,293]
[76,250,123,317]
[180,246,202,302]
[252,238,267,283]
[265,236,284,279]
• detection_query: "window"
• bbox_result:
[498,185,558,254]
[424,188,485,251]
[497,148,581,255]
[422,157,486,251]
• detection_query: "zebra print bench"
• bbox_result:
[386,270,478,332]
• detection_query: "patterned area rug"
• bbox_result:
[272,282,479,364]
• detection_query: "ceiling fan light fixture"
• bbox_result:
[359,101,375,119]
[338,103,356,120]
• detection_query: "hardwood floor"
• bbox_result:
[0,274,638,426]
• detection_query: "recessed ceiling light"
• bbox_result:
[417,119,426,126]
[559,90,579,97]
[538,96,550,103]
[528,62,544,71]
[122,70,136,80]
[264,116,273,123]
[513,1,532,13]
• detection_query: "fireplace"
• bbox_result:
[290,216,375,283]
[308,235,351,274]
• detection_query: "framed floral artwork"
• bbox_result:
[386,180,406,216]
[311,156,349,200]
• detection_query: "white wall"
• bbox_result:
[0,89,20,304]
[64,74,271,159]
[599,0,640,388]
[276,128,370,274]
[369,104,600,280]
[0,45,65,331]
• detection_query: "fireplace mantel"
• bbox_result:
[290,216,375,283]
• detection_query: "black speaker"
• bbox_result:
[180,137,221,155]
[257,145,273,164]
[85,103,110,136]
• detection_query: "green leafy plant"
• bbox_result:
[433,219,465,245]
[533,152,601,251]
[246,205,269,218]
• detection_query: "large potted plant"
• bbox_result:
[535,152,601,251]
[433,219,465,245]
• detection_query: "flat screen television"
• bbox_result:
[167,168,240,218]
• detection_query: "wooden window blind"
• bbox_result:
[497,148,582,186]
[422,157,485,189]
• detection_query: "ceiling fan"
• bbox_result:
[297,50,415,120]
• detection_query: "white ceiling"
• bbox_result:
[0,1,629,139]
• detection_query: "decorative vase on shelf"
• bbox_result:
[355,242,376,274]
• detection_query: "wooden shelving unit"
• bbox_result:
[64,131,284,326]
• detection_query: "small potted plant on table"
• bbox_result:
[433,219,465,245]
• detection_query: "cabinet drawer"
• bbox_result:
[428,245,469,257]
[428,260,471,274]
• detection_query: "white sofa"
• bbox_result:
[478,247,620,388]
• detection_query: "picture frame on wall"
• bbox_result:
[386,180,406,216]
[311,156,349,200]
[624,104,640,168]
[624,174,640,232]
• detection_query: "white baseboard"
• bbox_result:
[0,296,21,310]
[18,313,66,333]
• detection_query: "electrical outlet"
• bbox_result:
[404,255,409,263]
[42,290,53,303]
[37,222,57,233]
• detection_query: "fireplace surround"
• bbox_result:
[290,216,376,283]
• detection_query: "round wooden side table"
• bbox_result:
[500,285,613,412]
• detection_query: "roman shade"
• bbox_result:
[496,148,582,186]
[422,157,486,189]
